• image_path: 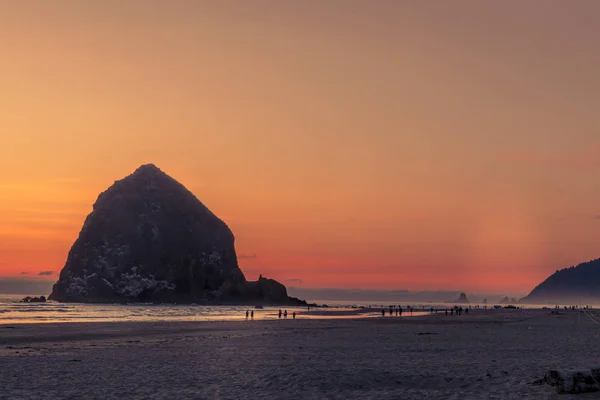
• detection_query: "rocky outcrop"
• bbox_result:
[543,369,600,394]
[49,164,305,306]
[20,296,46,303]
[499,296,510,304]
[453,292,469,303]
[521,258,600,304]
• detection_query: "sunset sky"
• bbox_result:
[1,1,600,294]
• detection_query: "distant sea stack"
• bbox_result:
[520,258,600,304]
[49,164,305,305]
[453,292,469,303]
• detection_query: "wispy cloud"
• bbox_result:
[19,272,28,275]
[238,253,258,259]
[37,271,54,276]
[287,278,303,284]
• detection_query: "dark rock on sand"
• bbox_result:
[20,296,46,303]
[544,369,600,394]
[49,164,305,306]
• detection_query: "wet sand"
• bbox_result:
[1,309,598,399]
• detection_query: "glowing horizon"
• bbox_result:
[1,1,600,294]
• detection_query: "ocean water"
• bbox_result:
[0,294,314,324]
[2,294,539,324]
[1,294,410,324]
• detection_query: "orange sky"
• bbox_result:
[1,1,600,294]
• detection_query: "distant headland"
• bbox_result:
[520,258,600,305]
[49,164,305,306]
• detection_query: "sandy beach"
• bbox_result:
[1,309,599,399]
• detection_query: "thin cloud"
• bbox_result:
[287,278,303,284]
[19,272,28,275]
[37,271,54,276]
[238,253,258,259]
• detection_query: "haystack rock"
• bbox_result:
[49,164,305,305]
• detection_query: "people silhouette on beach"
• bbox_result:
[251,310,254,320]
[284,310,288,319]
[279,309,282,319]
[445,309,448,316]
[399,306,403,316]
[293,312,296,319]
[389,307,393,316]
[246,310,249,320]
[382,309,385,317]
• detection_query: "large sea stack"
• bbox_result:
[49,164,305,305]
[520,258,600,304]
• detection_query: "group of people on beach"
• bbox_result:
[445,306,468,316]
[244,309,297,320]
[381,305,412,317]
[278,309,296,319]
[379,305,474,317]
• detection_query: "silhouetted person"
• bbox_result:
[389,307,393,316]
[465,307,469,315]
[431,307,434,314]
[293,312,296,320]
[279,309,282,319]
[246,310,249,320]
[395,308,399,316]
[399,307,403,316]
[445,309,448,316]
[382,309,385,317]
[450,308,454,316]
[251,310,254,320]
[410,307,413,315]
[284,310,288,319]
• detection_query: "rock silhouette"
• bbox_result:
[49,164,305,305]
[20,296,46,303]
[520,258,600,304]
[453,292,469,303]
